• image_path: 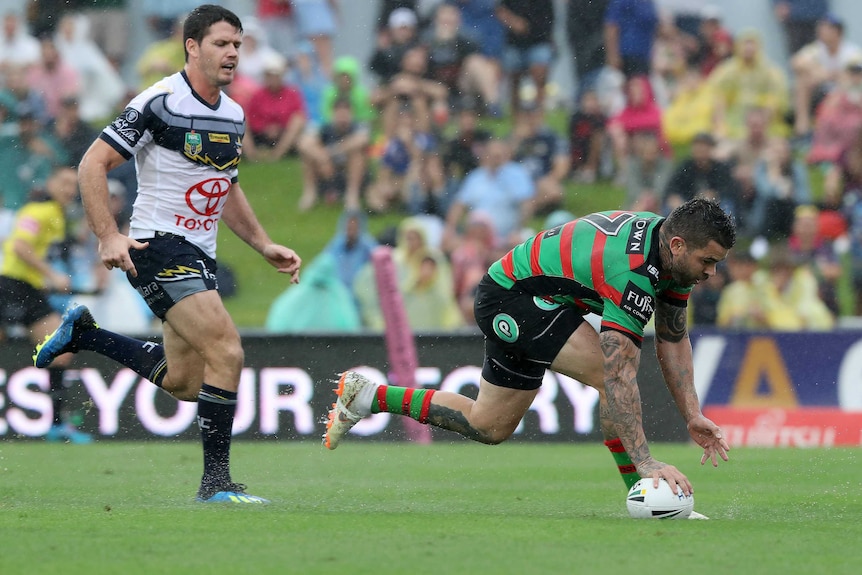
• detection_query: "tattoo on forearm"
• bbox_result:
[654,300,687,344]
[426,404,494,444]
[600,331,651,468]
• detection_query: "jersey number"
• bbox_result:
[581,212,635,237]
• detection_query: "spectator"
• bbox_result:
[567,90,606,184]
[565,0,609,99]
[142,0,201,40]
[48,97,100,169]
[715,106,772,169]
[662,65,714,148]
[298,98,370,211]
[54,14,126,123]
[442,98,492,203]
[257,0,295,57]
[689,261,728,326]
[236,16,283,85]
[377,1,418,33]
[607,76,667,183]
[26,35,80,122]
[823,128,862,211]
[759,246,835,330]
[707,30,789,141]
[0,12,41,72]
[750,137,811,241]
[324,209,378,293]
[369,7,419,86]
[773,0,830,57]
[246,54,307,162]
[321,56,374,125]
[450,211,497,325]
[290,0,339,77]
[788,204,841,314]
[454,0,504,86]
[717,250,771,329]
[367,98,444,215]
[378,44,448,134]
[287,41,328,128]
[625,131,673,212]
[0,93,21,241]
[604,0,659,78]
[2,64,49,125]
[807,58,862,165]
[664,132,738,216]
[791,14,862,136]
[497,0,555,112]
[78,0,129,70]
[444,138,534,251]
[689,5,733,77]
[135,15,185,90]
[510,100,571,215]
[265,252,361,333]
[422,3,501,116]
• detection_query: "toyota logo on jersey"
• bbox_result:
[185,178,230,217]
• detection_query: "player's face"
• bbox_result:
[669,239,728,287]
[193,21,242,87]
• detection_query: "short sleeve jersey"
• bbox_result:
[1,200,65,289]
[99,71,245,258]
[487,210,692,345]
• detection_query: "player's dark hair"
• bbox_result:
[183,4,243,62]
[663,198,736,249]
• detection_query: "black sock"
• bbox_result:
[49,368,65,426]
[197,383,238,494]
[76,328,168,387]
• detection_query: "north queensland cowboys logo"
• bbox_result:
[492,313,520,343]
[184,131,202,156]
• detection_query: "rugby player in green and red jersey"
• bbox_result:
[325,198,735,510]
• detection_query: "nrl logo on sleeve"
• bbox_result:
[626,218,650,254]
[620,281,654,322]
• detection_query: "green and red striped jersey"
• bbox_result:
[487,210,691,345]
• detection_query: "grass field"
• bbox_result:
[1,442,860,574]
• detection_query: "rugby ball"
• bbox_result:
[626,478,694,519]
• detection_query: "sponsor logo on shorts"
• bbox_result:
[620,282,655,323]
[208,132,231,143]
[492,313,520,343]
[156,265,202,282]
[533,296,562,311]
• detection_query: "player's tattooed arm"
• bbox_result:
[599,330,655,471]
[426,404,495,444]
[653,298,700,423]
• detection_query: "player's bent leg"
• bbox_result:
[324,371,536,449]
[158,320,206,401]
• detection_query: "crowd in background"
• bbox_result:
[0,0,858,336]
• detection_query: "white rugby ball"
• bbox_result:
[626,478,694,519]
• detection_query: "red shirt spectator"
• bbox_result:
[247,84,304,136]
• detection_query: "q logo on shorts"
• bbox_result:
[492,313,520,343]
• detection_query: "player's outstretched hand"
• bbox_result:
[687,413,730,467]
[98,232,149,278]
[262,243,302,283]
[637,458,692,496]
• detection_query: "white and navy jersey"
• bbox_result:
[100,71,245,258]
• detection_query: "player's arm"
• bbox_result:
[654,298,730,467]
[11,238,69,292]
[600,329,692,494]
[221,182,301,282]
[78,138,150,277]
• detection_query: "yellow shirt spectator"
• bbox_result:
[1,200,65,289]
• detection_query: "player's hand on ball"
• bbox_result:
[687,413,730,467]
[637,458,692,496]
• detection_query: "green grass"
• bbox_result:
[1,442,860,574]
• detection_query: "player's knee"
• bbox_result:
[160,376,201,402]
[205,332,244,370]
[478,426,515,445]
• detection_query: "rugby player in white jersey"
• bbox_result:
[35,4,302,504]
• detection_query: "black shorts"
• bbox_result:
[0,276,55,327]
[473,275,587,391]
[127,232,219,319]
